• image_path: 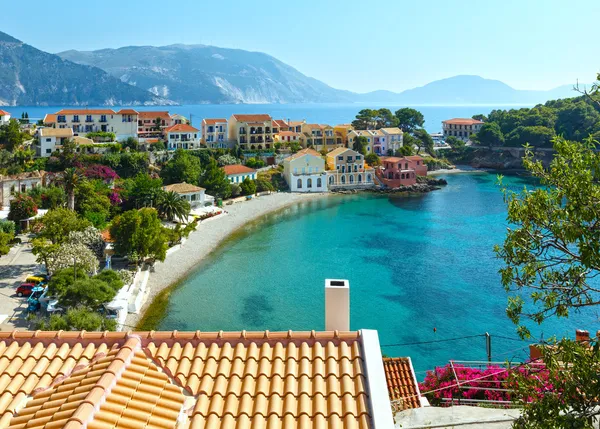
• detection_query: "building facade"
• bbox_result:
[222,164,257,184]
[228,114,274,150]
[164,124,200,150]
[326,147,374,188]
[163,183,206,209]
[283,148,328,193]
[137,111,171,141]
[333,124,353,147]
[47,109,138,140]
[380,127,404,154]
[442,118,484,141]
[0,110,11,126]
[377,157,418,187]
[0,172,45,209]
[201,118,228,148]
[301,124,340,152]
[348,130,375,154]
[36,127,74,157]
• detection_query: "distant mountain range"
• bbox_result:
[0,30,582,106]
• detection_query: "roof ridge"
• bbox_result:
[64,335,141,429]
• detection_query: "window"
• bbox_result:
[302,167,306,174]
[46,138,52,142]
[307,178,312,188]
[329,176,334,185]
[191,194,197,201]
[347,156,353,161]
[367,174,372,182]
[10,185,15,195]
[293,168,297,174]
[46,149,51,154]
[308,167,312,173]
[317,178,322,187]
[337,156,343,161]
[297,178,302,189]
[86,115,92,122]
[73,115,79,122]
[21,184,26,193]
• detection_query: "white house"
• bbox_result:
[283,148,328,193]
[222,165,257,184]
[164,124,200,150]
[201,118,229,149]
[380,127,404,154]
[36,127,74,157]
[163,183,206,208]
[0,110,11,126]
[48,109,138,140]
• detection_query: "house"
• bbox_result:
[348,130,375,153]
[442,118,484,141]
[137,111,171,141]
[272,119,289,134]
[334,123,354,147]
[0,110,10,126]
[287,120,306,133]
[222,164,257,184]
[275,131,302,146]
[201,118,228,148]
[170,113,189,125]
[164,124,200,150]
[36,127,74,157]
[380,127,404,154]
[377,156,418,187]
[283,148,328,192]
[0,171,45,209]
[48,109,138,140]
[406,155,428,176]
[228,114,274,150]
[326,147,375,188]
[301,124,338,151]
[164,182,206,208]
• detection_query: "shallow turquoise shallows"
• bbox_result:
[158,173,595,376]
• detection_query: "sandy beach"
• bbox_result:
[125,192,329,329]
[428,165,490,176]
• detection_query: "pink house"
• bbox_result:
[376,156,428,188]
[406,155,428,176]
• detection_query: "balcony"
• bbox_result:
[265,127,271,133]
[240,137,248,144]
[266,137,273,143]
[72,118,80,123]
[239,129,247,135]
[99,118,108,123]
[86,119,94,123]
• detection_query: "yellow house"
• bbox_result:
[228,114,274,150]
[301,124,340,152]
[348,130,375,153]
[334,124,353,147]
[325,147,374,188]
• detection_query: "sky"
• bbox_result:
[1,0,598,93]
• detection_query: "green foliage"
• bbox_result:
[496,137,600,338]
[245,157,265,169]
[394,108,425,134]
[120,174,163,210]
[0,231,14,256]
[156,191,191,222]
[414,129,435,156]
[352,136,368,156]
[31,238,60,273]
[160,149,202,185]
[37,208,90,244]
[28,186,66,209]
[474,122,505,146]
[446,136,466,153]
[110,208,168,264]
[121,137,139,151]
[351,108,399,130]
[289,142,301,152]
[395,142,416,157]
[85,131,116,142]
[150,141,166,152]
[258,169,287,191]
[199,159,231,199]
[101,152,149,178]
[240,177,257,196]
[472,114,487,122]
[75,179,111,227]
[255,178,274,192]
[46,266,88,296]
[0,119,27,151]
[43,308,116,331]
[0,220,16,235]
[217,154,240,166]
[8,194,37,223]
[505,126,555,147]
[365,153,380,166]
[61,167,82,210]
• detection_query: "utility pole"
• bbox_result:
[485,332,492,363]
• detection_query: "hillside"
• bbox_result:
[0,31,166,106]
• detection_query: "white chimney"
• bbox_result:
[325,279,350,331]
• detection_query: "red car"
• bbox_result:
[16,283,36,297]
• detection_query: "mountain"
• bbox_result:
[355,75,581,105]
[58,44,355,104]
[0,31,167,106]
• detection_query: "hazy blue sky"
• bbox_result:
[2,0,597,93]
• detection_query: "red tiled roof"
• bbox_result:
[272,119,288,127]
[164,123,199,133]
[383,357,421,409]
[116,109,138,115]
[278,131,300,137]
[381,157,406,163]
[0,110,10,116]
[443,118,483,125]
[202,118,227,125]
[0,331,375,429]
[56,109,116,115]
[406,155,424,161]
[138,111,171,120]
[43,114,57,124]
[222,164,257,176]
[232,114,272,122]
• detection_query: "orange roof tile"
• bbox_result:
[278,131,300,137]
[382,358,421,410]
[0,331,379,429]
[443,118,483,125]
[285,148,322,161]
[116,109,138,115]
[138,111,171,120]
[164,123,199,133]
[231,114,272,122]
[272,119,288,127]
[43,114,56,124]
[406,155,424,161]
[222,164,257,176]
[56,109,116,115]
[0,110,10,116]
[202,118,227,125]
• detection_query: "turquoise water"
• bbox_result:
[158,173,595,375]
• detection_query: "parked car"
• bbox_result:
[25,274,48,284]
[16,283,36,297]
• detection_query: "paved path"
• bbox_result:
[0,236,41,329]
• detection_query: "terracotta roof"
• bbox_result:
[202,118,227,125]
[287,120,306,127]
[406,155,424,161]
[335,124,353,128]
[72,136,94,145]
[164,123,199,133]
[382,358,421,410]
[56,109,116,115]
[222,164,257,176]
[164,182,205,193]
[116,109,138,115]
[43,114,56,124]
[272,119,288,128]
[0,331,377,429]
[381,157,406,163]
[0,110,10,116]
[38,128,74,138]
[443,118,484,125]
[231,114,272,122]
[138,111,171,120]
[284,148,322,161]
[278,131,300,137]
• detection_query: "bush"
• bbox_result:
[255,178,274,192]
[86,131,116,142]
[8,194,37,223]
[240,178,257,196]
[365,153,380,166]
[230,183,242,197]
[245,158,265,169]
[0,220,16,235]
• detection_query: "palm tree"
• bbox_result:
[156,191,191,223]
[61,167,82,211]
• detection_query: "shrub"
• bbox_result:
[245,158,265,169]
[240,178,257,196]
[0,220,16,235]
[255,178,274,192]
[83,164,119,182]
[8,194,37,223]
[230,183,242,197]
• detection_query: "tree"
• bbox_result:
[38,208,90,244]
[28,186,66,209]
[110,208,168,264]
[153,117,162,131]
[446,136,466,152]
[0,231,13,256]
[0,119,26,151]
[31,239,59,273]
[8,194,37,223]
[496,137,600,425]
[60,167,82,210]
[43,241,99,275]
[240,178,257,196]
[373,108,399,129]
[217,154,240,166]
[121,137,139,151]
[351,109,377,130]
[245,158,265,169]
[255,178,274,192]
[156,191,191,222]
[472,114,487,122]
[160,149,202,185]
[394,108,425,134]
[414,129,435,156]
[50,308,116,331]
[474,122,504,146]
[365,153,380,166]
[352,136,368,156]
[199,159,231,199]
[75,180,112,228]
[120,174,163,210]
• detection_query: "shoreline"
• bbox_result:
[427,165,490,176]
[126,192,330,329]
